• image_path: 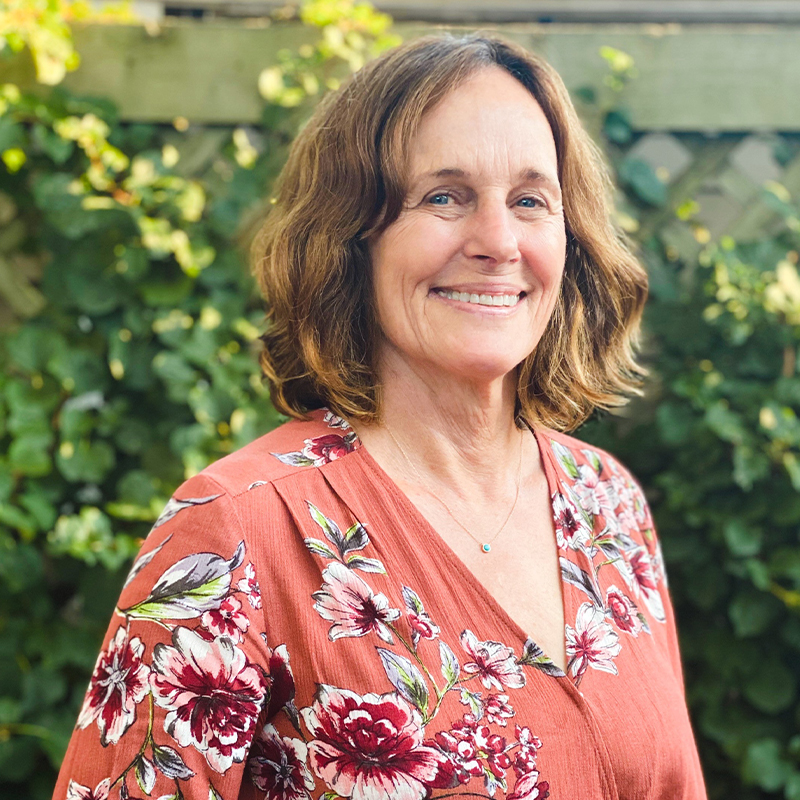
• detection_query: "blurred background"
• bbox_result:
[2,1,800,798]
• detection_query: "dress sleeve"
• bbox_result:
[629,472,688,690]
[51,472,272,800]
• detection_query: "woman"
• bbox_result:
[53,33,707,800]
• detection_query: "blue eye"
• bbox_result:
[428,193,451,205]
[518,197,541,208]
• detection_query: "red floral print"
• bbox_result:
[572,464,616,519]
[271,416,359,468]
[628,547,666,622]
[508,770,550,800]
[247,723,315,800]
[304,433,357,465]
[301,684,449,800]
[434,723,484,786]
[66,778,110,800]
[150,626,267,773]
[266,644,297,720]
[460,630,526,690]
[552,489,592,551]
[630,548,658,593]
[605,586,644,637]
[513,725,543,777]
[408,610,439,641]
[485,693,515,727]
[202,595,250,642]
[312,561,400,644]
[237,562,262,610]
[565,602,622,684]
[76,626,150,746]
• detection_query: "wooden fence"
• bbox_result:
[4,19,800,249]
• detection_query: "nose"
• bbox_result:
[462,197,521,267]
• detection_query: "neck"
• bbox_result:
[354,348,536,502]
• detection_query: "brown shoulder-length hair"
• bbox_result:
[250,31,648,432]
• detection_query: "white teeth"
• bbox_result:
[436,289,521,307]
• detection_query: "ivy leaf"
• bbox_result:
[618,157,667,207]
[122,541,245,621]
[551,441,579,480]
[271,450,314,467]
[123,533,173,589]
[377,648,428,714]
[439,641,460,688]
[152,494,222,530]
[603,108,633,144]
[402,586,424,615]
[743,660,796,714]
[560,557,602,608]
[723,519,762,557]
[153,743,195,780]
[303,537,339,560]
[743,738,794,791]
[517,638,566,677]
[135,755,156,795]
[459,688,484,720]
[306,502,346,553]
[729,591,782,638]
[342,522,368,554]
[344,554,386,573]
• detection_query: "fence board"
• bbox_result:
[3,20,800,130]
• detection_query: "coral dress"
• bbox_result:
[53,409,708,800]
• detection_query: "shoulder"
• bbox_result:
[121,410,359,605]
[195,408,361,499]
[541,428,667,588]
[541,426,654,532]
[542,427,643,490]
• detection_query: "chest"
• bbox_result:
[405,477,568,673]
[265,456,705,800]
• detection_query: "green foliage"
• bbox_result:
[2,4,800,799]
[257,0,400,108]
[0,0,135,86]
[578,63,800,799]
[0,3,397,796]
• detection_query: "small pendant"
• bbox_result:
[481,543,491,553]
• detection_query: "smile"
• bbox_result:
[432,289,523,307]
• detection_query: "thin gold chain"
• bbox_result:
[384,422,525,553]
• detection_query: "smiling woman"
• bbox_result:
[53,33,708,800]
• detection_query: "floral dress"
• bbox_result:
[53,409,708,800]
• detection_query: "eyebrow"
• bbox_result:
[416,167,561,192]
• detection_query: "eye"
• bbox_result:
[517,196,544,209]
[427,193,452,206]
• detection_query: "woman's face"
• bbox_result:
[369,65,567,387]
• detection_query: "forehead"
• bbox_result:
[405,66,558,182]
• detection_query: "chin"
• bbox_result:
[443,353,529,383]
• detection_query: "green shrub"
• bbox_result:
[2,5,800,799]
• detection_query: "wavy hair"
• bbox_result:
[250,32,648,432]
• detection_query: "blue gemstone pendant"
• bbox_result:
[481,543,491,553]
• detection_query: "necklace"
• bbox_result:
[384,422,525,554]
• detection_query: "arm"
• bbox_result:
[52,473,271,800]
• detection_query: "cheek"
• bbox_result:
[525,223,567,289]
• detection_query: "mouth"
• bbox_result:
[431,288,525,308]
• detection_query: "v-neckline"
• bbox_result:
[330,421,572,679]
